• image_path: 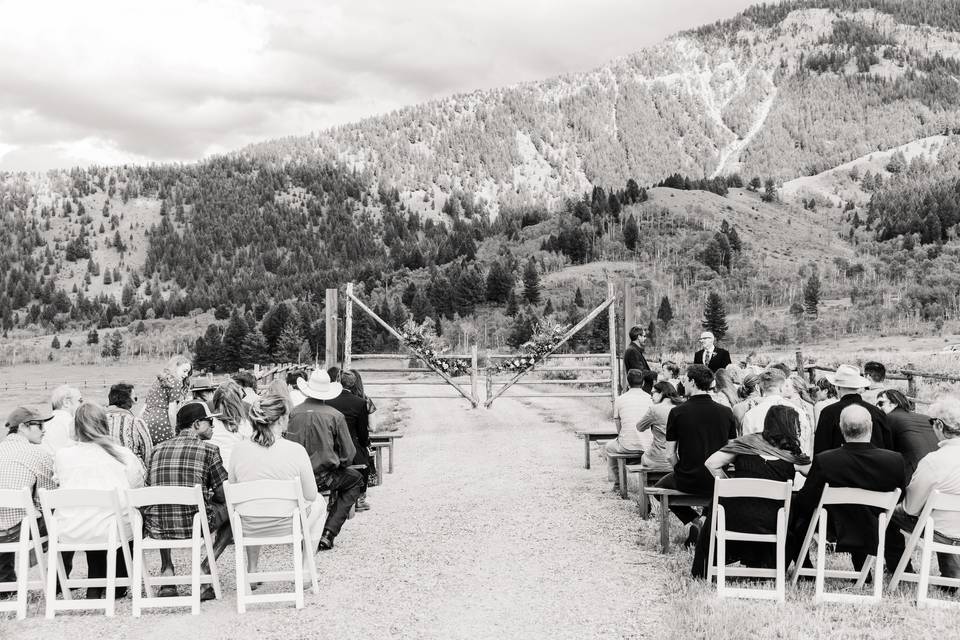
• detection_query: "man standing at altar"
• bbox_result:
[623,326,650,377]
[694,331,731,372]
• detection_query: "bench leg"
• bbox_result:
[375,448,383,485]
[637,472,649,517]
[387,443,394,474]
[583,437,591,470]
[660,495,671,554]
[618,459,628,500]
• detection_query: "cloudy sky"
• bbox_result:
[0,0,758,171]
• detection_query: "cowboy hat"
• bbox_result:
[297,368,343,401]
[825,364,870,389]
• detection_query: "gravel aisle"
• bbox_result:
[3,385,669,639]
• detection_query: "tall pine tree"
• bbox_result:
[221,309,250,372]
[701,292,729,341]
[623,214,639,251]
[657,296,674,325]
[803,275,821,319]
[522,258,540,305]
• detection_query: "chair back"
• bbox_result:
[926,490,960,513]
[0,488,38,518]
[39,488,122,511]
[223,480,304,518]
[714,478,793,502]
[126,485,204,509]
[819,486,901,510]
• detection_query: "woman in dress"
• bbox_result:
[54,403,145,599]
[227,393,321,576]
[636,382,683,469]
[209,380,251,471]
[691,405,810,578]
[141,355,192,446]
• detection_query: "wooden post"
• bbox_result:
[795,350,804,377]
[907,362,917,398]
[470,345,479,406]
[344,283,354,369]
[608,280,619,407]
[486,370,493,406]
[325,288,338,369]
[623,282,634,354]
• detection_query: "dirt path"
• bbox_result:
[3,384,670,639]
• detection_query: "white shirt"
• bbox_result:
[289,389,306,407]
[614,388,653,450]
[209,418,245,471]
[902,438,960,539]
[41,409,75,456]
[53,442,144,544]
[741,395,791,436]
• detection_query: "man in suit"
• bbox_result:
[622,325,650,375]
[654,365,738,546]
[790,405,907,572]
[694,331,731,372]
[814,364,893,454]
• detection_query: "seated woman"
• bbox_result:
[227,393,323,576]
[691,405,811,578]
[210,380,251,470]
[54,403,145,599]
[636,382,682,469]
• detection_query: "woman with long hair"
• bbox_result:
[227,393,322,575]
[877,388,937,480]
[209,380,252,470]
[783,374,816,455]
[711,368,738,407]
[141,355,192,445]
[812,376,838,426]
[692,405,811,578]
[54,403,145,599]
[636,381,683,469]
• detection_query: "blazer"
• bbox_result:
[886,407,938,480]
[694,347,731,372]
[813,394,892,454]
[623,343,650,373]
[791,442,905,555]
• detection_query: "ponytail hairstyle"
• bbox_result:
[213,380,249,434]
[248,393,289,447]
[74,403,126,463]
[652,381,683,405]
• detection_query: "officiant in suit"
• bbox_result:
[694,331,731,372]
[623,326,650,375]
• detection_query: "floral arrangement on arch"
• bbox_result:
[399,319,471,377]
[490,322,571,374]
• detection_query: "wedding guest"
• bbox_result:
[659,361,685,397]
[812,376,838,425]
[712,368,738,407]
[42,385,82,456]
[862,361,887,405]
[209,380,251,470]
[604,370,654,495]
[876,389,936,481]
[637,382,682,469]
[330,370,376,509]
[813,365,892,454]
[142,355,192,446]
[232,371,260,405]
[741,369,790,436]
[105,383,153,467]
[54,403,144,599]
[783,374,816,456]
[623,326,651,375]
[732,373,762,429]
[286,370,308,407]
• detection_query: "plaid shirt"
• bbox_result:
[0,434,57,531]
[144,433,227,539]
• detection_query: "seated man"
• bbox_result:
[232,371,260,404]
[814,364,892,454]
[654,365,738,546]
[890,397,960,579]
[789,405,906,572]
[42,385,82,456]
[287,369,364,550]
[286,370,307,407]
[0,407,57,589]
[740,369,790,436]
[605,369,656,494]
[861,361,887,406]
[144,401,231,600]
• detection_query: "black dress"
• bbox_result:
[692,454,795,578]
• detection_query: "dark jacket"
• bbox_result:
[694,347,731,372]
[886,407,937,480]
[285,399,356,484]
[791,442,905,555]
[623,343,650,373]
[666,395,738,494]
[325,391,371,449]
[813,394,892,454]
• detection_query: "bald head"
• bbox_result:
[840,405,873,442]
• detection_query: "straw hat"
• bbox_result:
[297,368,343,401]
[824,364,870,389]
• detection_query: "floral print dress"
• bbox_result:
[142,372,188,446]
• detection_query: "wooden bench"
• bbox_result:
[369,432,404,482]
[645,487,711,554]
[574,430,617,469]
[626,464,672,516]
[606,451,645,499]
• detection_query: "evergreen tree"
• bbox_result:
[427,273,455,319]
[65,339,72,348]
[453,265,484,316]
[260,302,290,357]
[701,292,729,341]
[51,335,60,349]
[411,290,433,323]
[194,324,222,372]
[922,213,943,244]
[761,178,778,203]
[522,258,541,305]
[626,178,641,203]
[240,328,268,368]
[657,296,674,325]
[507,311,535,349]
[87,329,99,345]
[803,275,821,318]
[102,330,123,359]
[485,261,513,303]
[276,311,303,363]
[401,281,418,307]
[221,309,250,372]
[573,287,585,308]
[623,214,639,251]
[543,298,554,316]
[588,308,611,352]
[727,226,743,252]
[646,320,656,345]
[505,289,519,317]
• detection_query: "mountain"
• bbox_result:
[242,0,960,216]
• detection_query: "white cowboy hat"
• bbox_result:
[297,368,343,401]
[824,364,870,389]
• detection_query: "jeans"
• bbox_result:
[84,547,129,599]
[319,467,364,537]
[653,473,702,525]
[890,506,960,578]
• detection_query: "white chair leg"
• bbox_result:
[918,521,934,608]
[15,528,29,620]
[776,509,786,603]
[106,539,117,617]
[132,536,143,617]
[293,523,304,610]
[815,511,827,604]
[45,537,58,619]
[191,530,202,615]
[716,507,726,598]
[235,533,246,614]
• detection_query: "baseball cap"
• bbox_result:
[175,400,222,431]
[5,406,54,431]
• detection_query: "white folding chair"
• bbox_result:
[0,488,50,619]
[126,485,223,616]
[706,478,793,602]
[886,491,960,607]
[223,480,320,613]
[38,488,133,618]
[791,484,901,604]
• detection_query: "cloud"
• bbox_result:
[0,0,757,170]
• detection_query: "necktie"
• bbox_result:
[704,350,711,364]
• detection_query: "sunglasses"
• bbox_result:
[876,400,887,407]
[25,421,45,430]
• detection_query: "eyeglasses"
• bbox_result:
[25,421,45,430]
[698,336,712,341]
[876,400,887,407]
